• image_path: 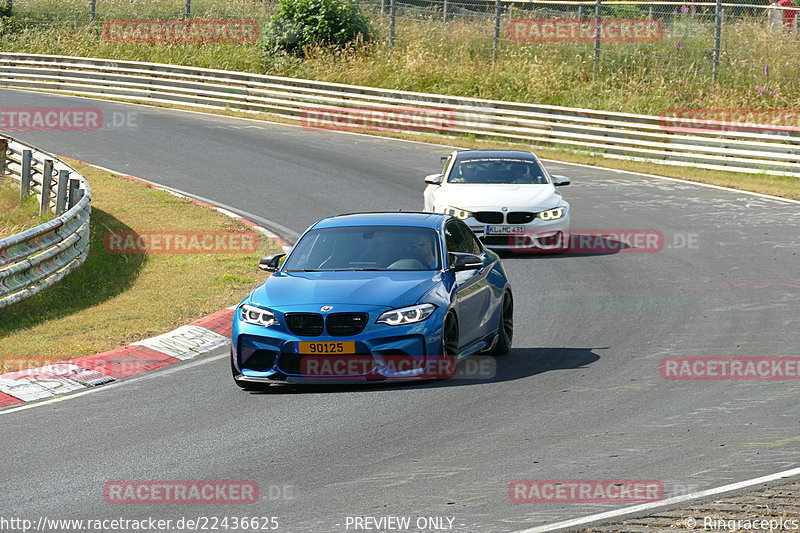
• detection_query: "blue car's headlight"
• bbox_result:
[376,303,437,326]
[241,304,279,327]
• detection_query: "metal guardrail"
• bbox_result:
[0,52,798,177]
[0,134,92,309]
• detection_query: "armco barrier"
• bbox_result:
[1,53,799,177]
[0,135,91,308]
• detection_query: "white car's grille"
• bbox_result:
[507,212,537,224]
[474,211,504,224]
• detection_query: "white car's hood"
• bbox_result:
[441,183,562,210]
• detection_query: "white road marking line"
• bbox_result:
[0,353,228,416]
[514,467,800,532]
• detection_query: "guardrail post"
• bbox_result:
[40,160,54,216]
[592,0,602,72]
[389,0,396,47]
[20,149,32,201]
[443,0,448,22]
[493,0,501,63]
[185,0,191,19]
[0,139,7,179]
[55,170,70,215]
[90,0,96,22]
[712,0,722,84]
[68,178,83,209]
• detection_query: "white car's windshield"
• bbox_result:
[449,158,549,184]
[283,226,442,271]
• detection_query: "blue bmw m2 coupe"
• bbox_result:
[231,212,512,388]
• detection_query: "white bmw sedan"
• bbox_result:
[423,150,571,252]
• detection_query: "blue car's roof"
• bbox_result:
[312,212,448,230]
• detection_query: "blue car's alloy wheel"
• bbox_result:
[491,291,513,355]
[442,312,459,356]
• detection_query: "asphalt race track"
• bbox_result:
[2,89,800,532]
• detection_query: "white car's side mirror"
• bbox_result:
[425,173,443,185]
[552,175,571,186]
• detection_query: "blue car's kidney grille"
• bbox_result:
[326,313,368,336]
[285,313,324,336]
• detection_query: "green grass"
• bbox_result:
[0,162,283,365]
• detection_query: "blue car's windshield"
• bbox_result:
[449,158,549,184]
[283,226,442,272]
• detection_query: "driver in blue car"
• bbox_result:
[411,238,437,269]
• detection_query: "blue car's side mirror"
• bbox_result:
[448,252,483,272]
[259,253,286,272]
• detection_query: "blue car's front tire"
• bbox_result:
[442,312,459,357]
[489,291,513,355]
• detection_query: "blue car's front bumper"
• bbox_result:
[231,304,449,383]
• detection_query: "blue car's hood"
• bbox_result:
[248,270,444,310]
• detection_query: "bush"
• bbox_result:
[261,0,371,57]
[601,4,650,19]
[0,16,22,36]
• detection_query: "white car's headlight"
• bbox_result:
[538,207,566,221]
[442,206,473,220]
[241,304,279,327]
[377,304,437,326]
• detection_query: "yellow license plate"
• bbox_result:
[296,341,356,355]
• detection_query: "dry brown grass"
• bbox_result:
[0,177,51,239]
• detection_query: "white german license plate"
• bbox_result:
[485,225,525,235]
